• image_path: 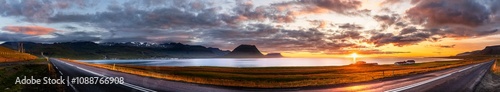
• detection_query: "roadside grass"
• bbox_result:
[0,59,60,92]
[61,56,493,88]
[0,46,37,62]
[493,59,500,75]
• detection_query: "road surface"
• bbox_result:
[49,58,495,92]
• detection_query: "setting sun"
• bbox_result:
[351,53,358,58]
[350,53,358,62]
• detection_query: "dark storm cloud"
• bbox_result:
[0,31,100,42]
[407,0,490,27]
[330,31,364,39]
[395,22,408,28]
[41,0,231,44]
[50,7,223,29]
[222,0,296,23]
[373,15,397,25]
[338,23,363,30]
[63,26,77,30]
[438,44,455,48]
[47,0,299,29]
[50,32,102,42]
[418,25,498,38]
[491,0,500,14]
[373,14,402,29]
[0,0,98,22]
[0,0,54,22]
[366,0,500,47]
[368,32,432,47]
[403,0,500,38]
[297,0,363,15]
[399,27,418,35]
[142,8,223,28]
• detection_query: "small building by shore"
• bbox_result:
[395,60,416,65]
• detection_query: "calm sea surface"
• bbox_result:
[79,57,461,67]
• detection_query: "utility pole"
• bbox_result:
[18,42,21,52]
[18,42,24,53]
[22,42,24,53]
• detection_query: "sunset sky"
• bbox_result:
[1,0,500,57]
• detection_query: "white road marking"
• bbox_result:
[51,62,76,92]
[55,59,156,92]
[385,63,482,92]
[469,69,487,90]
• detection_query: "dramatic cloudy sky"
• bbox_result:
[1,0,500,57]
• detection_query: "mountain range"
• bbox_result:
[1,42,230,59]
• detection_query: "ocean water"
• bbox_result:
[79,57,461,67]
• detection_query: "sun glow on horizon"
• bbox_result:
[351,53,358,62]
[350,53,358,58]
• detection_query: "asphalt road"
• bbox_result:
[402,60,494,92]
[49,58,495,92]
[50,58,240,92]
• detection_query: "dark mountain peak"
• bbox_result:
[479,45,500,55]
[223,44,264,58]
[232,45,261,54]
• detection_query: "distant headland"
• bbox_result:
[222,44,283,58]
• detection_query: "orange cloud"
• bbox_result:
[2,26,55,35]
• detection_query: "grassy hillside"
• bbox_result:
[493,59,500,75]
[0,46,37,62]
